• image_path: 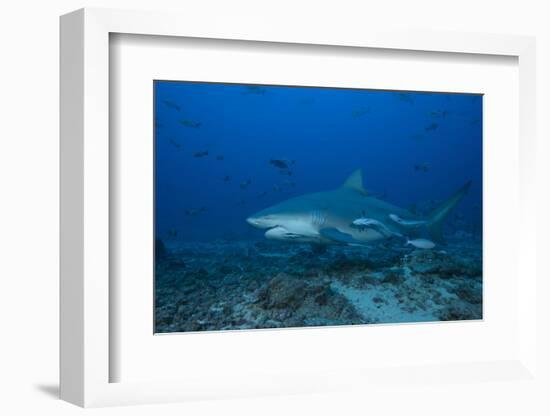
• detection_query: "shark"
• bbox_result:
[246,169,471,246]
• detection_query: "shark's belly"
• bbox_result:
[346,226,386,242]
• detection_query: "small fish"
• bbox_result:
[411,133,424,140]
[223,175,231,183]
[240,179,252,189]
[169,138,181,149]
[257,191,268,198]
[398,93,414,105]
[470,118,480,126]
[272,184,282,192]
[405,238,436,249]
[425,123,438,132]
[429,110,450,118]
[193,151,208,158]
[270,159,290,169]
[279,170,293,176]
[185,206,207,216]
[167,228,178,237]
[243,85,266,95]
[163,99,181,111]
[216,155,224,161]
[351,106,371,118]
[389,214,427,228]
[414,163,430,172]
[179,119,201,128]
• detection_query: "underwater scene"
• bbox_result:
[154,81,482,333]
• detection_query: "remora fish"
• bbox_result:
[247,169,470,245]
[405,238,436,249]
[350,217,400,237]
[388,213,427,228]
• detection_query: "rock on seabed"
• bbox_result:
[155,237,482,332]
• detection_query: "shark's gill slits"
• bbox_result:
[310,210,326,226]
[310,211,317,224]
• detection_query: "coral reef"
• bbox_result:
[155,236,482,333]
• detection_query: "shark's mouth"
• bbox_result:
[282,233,304,239]
[264,226,305,240]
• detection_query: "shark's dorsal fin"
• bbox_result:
[342,169,368,195]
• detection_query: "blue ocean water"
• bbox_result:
[154,81,483,332]
[155,81,482,242]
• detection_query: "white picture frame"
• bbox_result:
[60,7,538,407]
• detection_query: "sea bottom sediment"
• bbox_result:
[155,236,482,333]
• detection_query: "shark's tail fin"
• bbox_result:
[427,180,471,242]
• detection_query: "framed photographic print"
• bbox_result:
[153,81,483,333]
[60,8,539,408]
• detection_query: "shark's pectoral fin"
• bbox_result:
[320,228,364,245]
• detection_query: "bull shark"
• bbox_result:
[246,169,470,246]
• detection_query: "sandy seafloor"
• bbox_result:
[155,234,482,333]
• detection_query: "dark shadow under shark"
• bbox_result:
[246,169,470,246]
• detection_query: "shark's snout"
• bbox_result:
[246,217,262,227]
[246,210,279,229]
